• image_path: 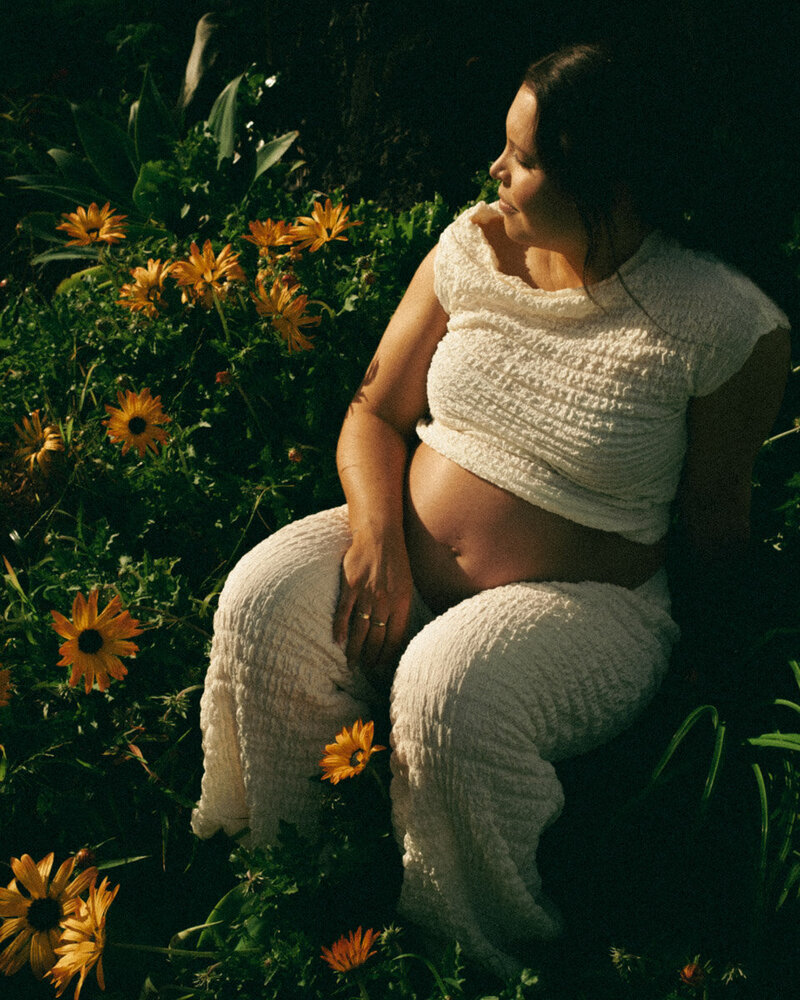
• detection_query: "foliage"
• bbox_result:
[1,49,799,1000]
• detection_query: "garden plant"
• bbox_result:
[2,34,800,1000]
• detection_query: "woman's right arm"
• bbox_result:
[333,246,449,684]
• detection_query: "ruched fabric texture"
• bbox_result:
[192,506,679,976]
[420,201,788,544]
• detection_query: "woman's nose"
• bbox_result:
[489,155,504,180]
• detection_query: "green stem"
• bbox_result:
[110,942,221,959]
[234,380,269,440]
[212,289,231,344]
[368,764,388,802]
[353,971,371,1000]
[762,424,800,446]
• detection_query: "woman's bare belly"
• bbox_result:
[404,443,665,613]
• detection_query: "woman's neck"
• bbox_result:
[537,213,653,290]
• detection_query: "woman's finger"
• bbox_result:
[345,603,376,664]
[359,613,390,670]
[332,562,359,647]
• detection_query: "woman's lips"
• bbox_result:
[498,198,517,215]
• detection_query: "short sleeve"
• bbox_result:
[690,268,789,397]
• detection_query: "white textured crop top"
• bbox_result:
[416,201,789,545]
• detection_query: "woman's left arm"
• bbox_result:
[680,326,792,557]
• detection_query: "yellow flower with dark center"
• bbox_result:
[103,387,170,458]
[243,219,298,259]
[321,926,379,972]
[171,240,246,309]
[51,590,142,693]
[14,410,64,476]
[0,853,98,980]
[319,719,385,784]
[55,203,127,246]
[291,198,361,252]
[117,258,173,318]
[47,877,118,999]
[0,669,11,708]
[252,274,321,352]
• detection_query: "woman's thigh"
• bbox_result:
[391,575,679,763]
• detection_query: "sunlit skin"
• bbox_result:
[488,85,653,289]
[332,85,791,687]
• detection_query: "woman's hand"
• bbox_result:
[332,527,415,689]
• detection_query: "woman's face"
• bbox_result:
[489,86,586,255]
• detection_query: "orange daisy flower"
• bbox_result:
[243,218,298,259]
[291,198,361,252]
[103,387,170,458]
[117,258,173,318]
[319,719,385,784]
[252,274,322,352]
[47,877,118,999]
[0,853,97,980]
[14,410,64,476]
[171,240,245,309]
[55,203,127,246]
[321,926,379,972]
[51,590,142,693]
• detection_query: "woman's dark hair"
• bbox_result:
[522,43,682,275]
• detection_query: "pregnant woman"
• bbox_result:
[192,43,790,975]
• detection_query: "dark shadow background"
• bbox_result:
[2,0,799,315]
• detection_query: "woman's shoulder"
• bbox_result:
[432,202,499,312]
[638,235,790,397]
[638,234,789,341]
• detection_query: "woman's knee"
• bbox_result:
[216,506,350,629]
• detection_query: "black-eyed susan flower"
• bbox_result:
[117,258,173,318]
[252,274,321,352]
[0,853,97,980]
[14,410,64,476]
[51,590,142,694]
[291,198,361,252]
[321,926,379,972]
[47,876,118,999]
[103,387,170,458]
[243,218,298,259]
[55,203,127,246]
[0,669,11,708]
[171,240,245,309]
[320,719,385,785]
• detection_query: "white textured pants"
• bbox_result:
[192,506,678,975]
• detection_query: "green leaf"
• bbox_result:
[133,66,178,165]
[748,733,800,751]
[132,160,182,225]
[72,103,136,197]
[197,882,249,948]
[650,703,721,785]
[207,73,244,167]
[54,265,109,295]
[31,247,101,266]
[17,211,64,245]
[96,854,151,871]
[253,130,299,182]
[48,147,103,189]
[10,174,106,206]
